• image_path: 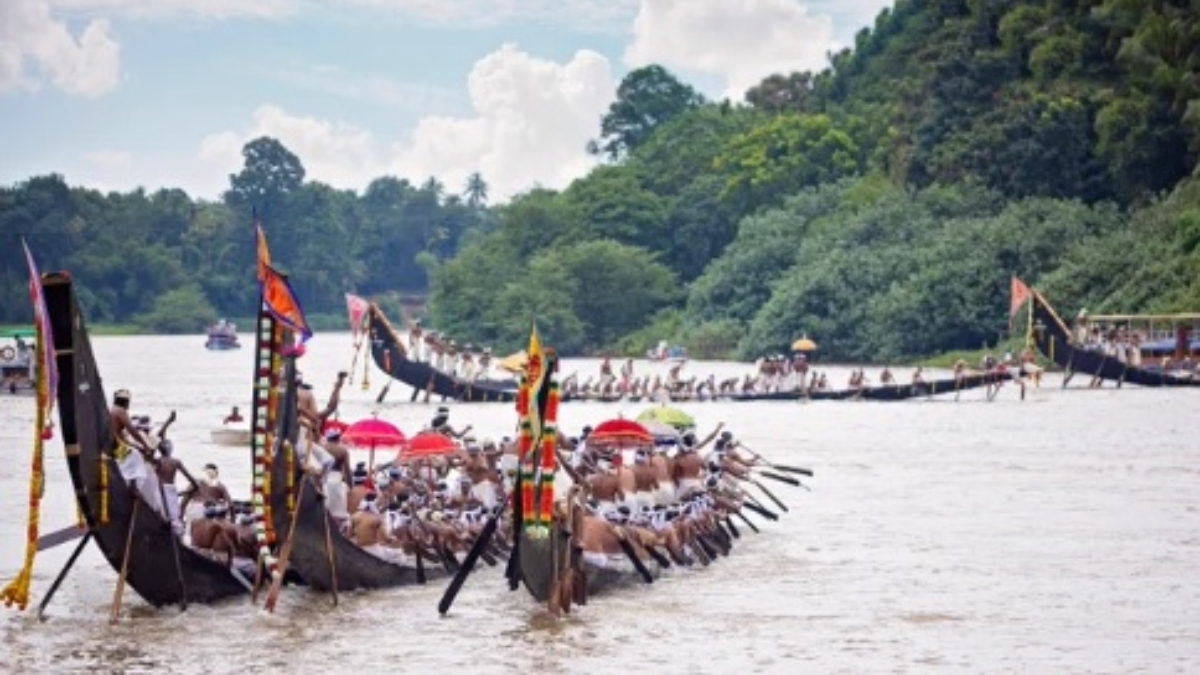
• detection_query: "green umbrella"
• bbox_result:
[636,406,695,431]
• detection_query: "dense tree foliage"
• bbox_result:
[3,1,1198,359]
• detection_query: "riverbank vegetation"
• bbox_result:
[2,0,1196,361]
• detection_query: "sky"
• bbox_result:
[0,0,893,203]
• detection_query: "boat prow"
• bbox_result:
[43,272,248,608]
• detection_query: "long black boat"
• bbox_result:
[1030,288,1200,388]
[43,272,248,607]
[730,370,1012,402]
[367,303,519,403]
[260,316,441,593]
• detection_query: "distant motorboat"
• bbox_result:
[0,328,36,396]
[205,319,241,350]
[210,427,252,446]
[647,340,687,362]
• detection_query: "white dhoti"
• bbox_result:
[295,437,333,473]
[325,471,349,520]
[633,491,655,511]
[363,543,407,565]
[162,483,183,536]
[653,485,676,505]
[470,480,499,510]
[582,550,629,570]
[676,478,704,499]
[117,451,164,516]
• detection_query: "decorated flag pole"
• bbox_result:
[1,242,58,612]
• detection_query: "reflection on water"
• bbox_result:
[1,333,1198,672]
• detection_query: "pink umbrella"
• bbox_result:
[341,415,407,471]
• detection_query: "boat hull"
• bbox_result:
[1031,290,1200,388]
[44,273,248,608]
[366,305,519,403]
[267,355,441,592]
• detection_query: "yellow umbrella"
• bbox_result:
[792,336,818,352]
[496,350,528,373]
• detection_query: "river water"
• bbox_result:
[1,333,1197,673]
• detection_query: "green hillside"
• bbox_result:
[2,0,1196,360]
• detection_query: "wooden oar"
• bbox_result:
[375,381,392,404]
[110,499,140,624]
[750,478,789,513]
[740,500,778,522]
[734,511,759,533]
[725,516,740,539]
[157,480,188,611]
[37,531,92,621]
[437,510,500,615]
[320,508,339,607]
[736,443,813,477]
[757,470,801,487]
[611,527,653,584]
[264,476,309,612]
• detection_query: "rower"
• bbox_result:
[155,437,200,537]
[430,406,471,439]
[322,430,351,525]
[223,406,244,425]
[109,388,165,517]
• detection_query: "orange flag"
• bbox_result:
[1010,275,1032,318]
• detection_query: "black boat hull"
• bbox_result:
[43,273,247,608]
[268,355,440,592]
[367,305,519,403]
[730,371,1012,401]
[1031,290,1200,388]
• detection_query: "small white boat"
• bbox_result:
[0,328,36,396]
[210,427,252,446]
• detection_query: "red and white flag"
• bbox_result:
[345,294,369,343]
[1010,275,1032,319]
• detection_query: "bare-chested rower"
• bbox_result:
[647,446,675,505]
[630,449,660,510]
[462,442,499,510]
[350,493,404,563]
[186,463,232,522]
[155,433,199,537]
[587,457,624,508]
[190,504,238,566]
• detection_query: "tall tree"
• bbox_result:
[224,136,306,223]
[590,65,705,160]
[463,172,488,208]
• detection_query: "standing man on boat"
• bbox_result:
[109,388,165,517]
[156,438,200,536]
[408,319,424,362]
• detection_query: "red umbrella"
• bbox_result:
[396,431,460,462]
[587,418,654,449]
[341,415,407,470]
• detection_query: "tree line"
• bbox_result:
[2,0,1197,361]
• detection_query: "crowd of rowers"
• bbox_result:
[1072,315,1197,374]
[108,374,783,576]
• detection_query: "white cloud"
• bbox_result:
[259,62,463,114]
[46,0,292,20]
[0,0,121,97]
[198,44,614,202]
[83,149,131,166]
[197,104,387,196]
[388,44,614,200]
[332,0,638,31]
[625,0,834,100]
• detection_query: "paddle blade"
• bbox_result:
[772,465,814,477]
[437,512,499,615]
[759,470,801,486]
